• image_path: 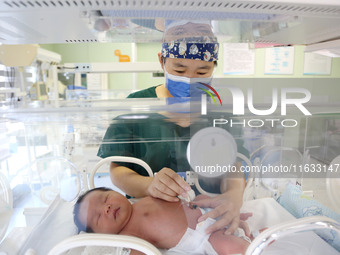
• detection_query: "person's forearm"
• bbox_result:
[220,162,245,194]
[222,177,245,193]
[110,163,153,198]
[219,171,245,214]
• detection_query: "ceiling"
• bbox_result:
[0,0,340,48]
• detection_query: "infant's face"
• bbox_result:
[78,190,132,234]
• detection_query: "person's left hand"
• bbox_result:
[192,189,248,236]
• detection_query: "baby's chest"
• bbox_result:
[142,208,187,230]
[135,208,188,248]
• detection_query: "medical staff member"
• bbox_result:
[98,21,248,236]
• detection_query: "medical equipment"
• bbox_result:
[89,156,154,190]
[44,197,296,255]
[48,234,162,255]
[326,155,340,212]
[245,146,304,200]
[1,1,340,46]
[89,155,197,205]
[27,157,81,205]
[14,160,289,255]
[29,82,48,101]
[1,102,339,253]
[178,189,196,205]
[0,172,13,243]
[1,1,340,251]
[0,45,61,102]
[246,216,340,255]
[1,150,339,254]
[6,152,335,255]
[0,78,339,251]
[25,191,340,255]
[187,127,237,178]
[0,45,61,68]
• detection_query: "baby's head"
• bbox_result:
[73,187,132,234]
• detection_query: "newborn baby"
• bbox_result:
[74,187,252,255]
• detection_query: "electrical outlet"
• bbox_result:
[74,63,91,72]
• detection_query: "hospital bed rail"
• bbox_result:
[47,233,162,255]
[89,156,154,190]
[89,154,252,199]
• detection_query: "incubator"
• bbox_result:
[1,0,340,254]
[0,91,339,254]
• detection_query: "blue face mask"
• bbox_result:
[165,72,213,98]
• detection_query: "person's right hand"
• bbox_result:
[147,167,192,202]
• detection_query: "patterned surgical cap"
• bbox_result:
[161,37,219,62]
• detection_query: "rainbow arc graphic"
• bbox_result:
[198,83,223,106]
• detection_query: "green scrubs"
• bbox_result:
[127,86,158,98]
[97,114,248,174]
[97,86,249,193]
[97,113,189,176]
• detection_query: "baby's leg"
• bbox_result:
[209,230,249,255]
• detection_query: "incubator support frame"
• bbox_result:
[0,172,13,243]
[245,216,340,255]
[90,154,253,198]
[193,152,253,197]
[245,146,305,200]
[47,233,162,255]
[89,156,154,190]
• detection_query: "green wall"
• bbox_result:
[41,42,340,91]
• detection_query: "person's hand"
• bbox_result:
[192,189,246,235]
[239,212,252,238]
[147,167,191,202]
